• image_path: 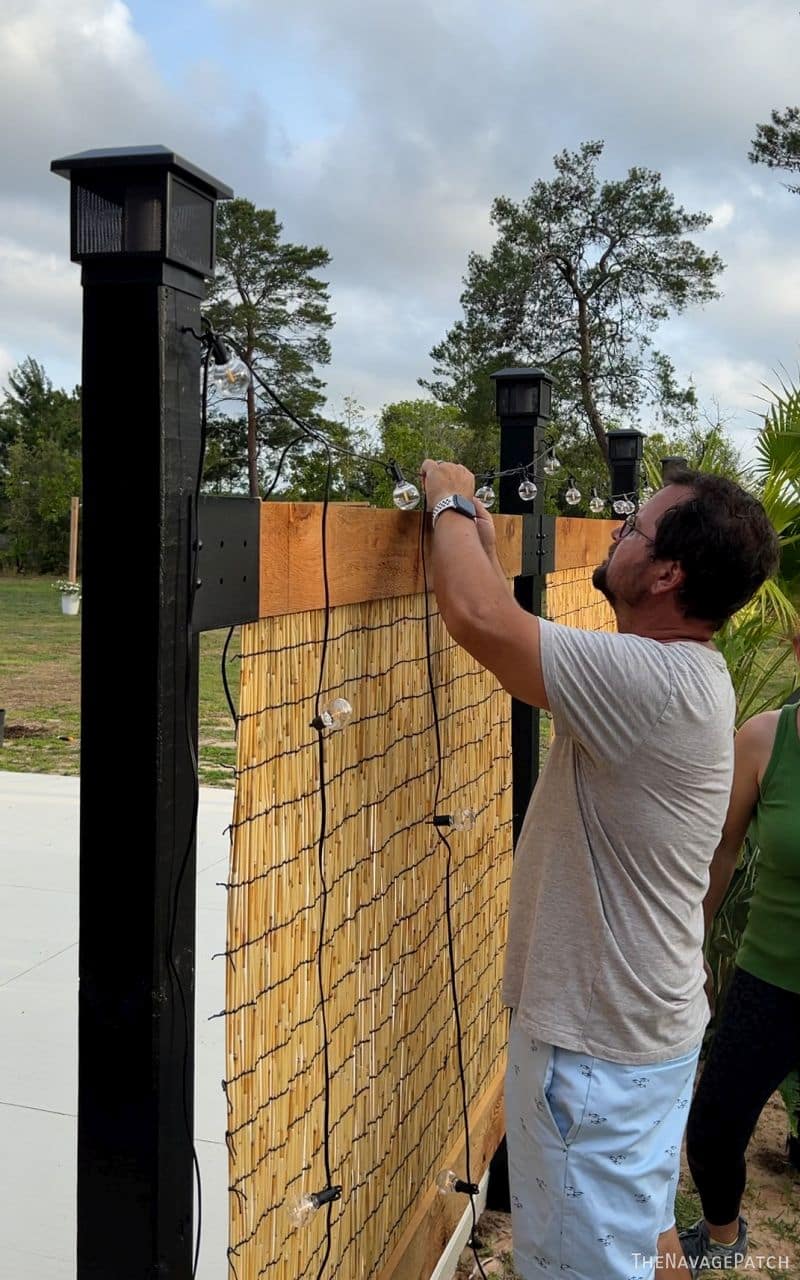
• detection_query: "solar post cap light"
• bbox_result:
[607,427,646,511]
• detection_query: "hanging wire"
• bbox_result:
[221,624,238,727]
[309,439,341,1280]
[419,499,489,1280]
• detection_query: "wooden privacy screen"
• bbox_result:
[223,506,617,1280]
[544,515,617,633]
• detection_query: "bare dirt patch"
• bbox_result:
[4,658,80,711]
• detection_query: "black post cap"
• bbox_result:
[606,428,646,463]
[51,145,233,200]
[490,367,553,421]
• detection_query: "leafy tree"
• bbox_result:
[204,198,334,496]
[423,141,723,462]
[5,436,81,572]
[642,416,743,490]
[749,107,800,194]
[368,399,498,507]
[280,398,378,502]
[201,395,381,502]
[0,358,81,501]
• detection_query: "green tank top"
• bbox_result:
[737,703,800,994]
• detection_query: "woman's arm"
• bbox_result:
[703,711,778,932]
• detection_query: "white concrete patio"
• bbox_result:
[0,772,232,1280]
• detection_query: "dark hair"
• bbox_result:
[653,470,780,630]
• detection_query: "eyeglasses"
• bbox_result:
[618,512,655,544]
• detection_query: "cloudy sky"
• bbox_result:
[2,0,799,455]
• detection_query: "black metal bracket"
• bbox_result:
[520,513,555,577]
[192,497,261,632]
[537,514,556,576]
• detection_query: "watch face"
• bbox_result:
[453,495,476,518]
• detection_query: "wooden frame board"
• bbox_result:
[258,504,620,618]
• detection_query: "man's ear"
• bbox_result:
[650,559,685,597]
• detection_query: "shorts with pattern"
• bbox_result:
[505,1017,701,1279]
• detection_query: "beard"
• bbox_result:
[592,559,615,605]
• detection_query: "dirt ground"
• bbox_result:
[455,1092,800,1278]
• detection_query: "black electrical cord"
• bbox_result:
[166,339,211,1279]
[221,624,238,727]
[419,502,489,1280]
[308,439,340,1280]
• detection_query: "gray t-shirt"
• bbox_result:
[502,617,735,1065]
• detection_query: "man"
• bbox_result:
[419,460,779,1280]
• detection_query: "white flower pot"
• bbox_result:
[61,593,80,616]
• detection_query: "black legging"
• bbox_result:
[686,966,800,1225]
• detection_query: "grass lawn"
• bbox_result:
[0,575,238,787]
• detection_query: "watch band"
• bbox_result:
[431,494,477,529]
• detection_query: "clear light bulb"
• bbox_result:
[288,1185,342,1226]
[623,497,637,515]
[543,451,561,477]
[612,498,627,516]
[210,357,252,399]
[392,480,420,510]
[451,807,477,832]
[565,477,582,506]
[518,478,538,502]
[589,488,605,515]
[435,1169,478,1195]
[436,1169,459,1195]
[475,483,496,510]
[288,1192,319,1227]
[311,697,353,733]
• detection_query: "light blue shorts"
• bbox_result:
[505,1018,701,1280]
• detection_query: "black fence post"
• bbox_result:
[490,367,553,834]
[51,147,232,1279]
[607,428,646,509]
[485,367,553,1213]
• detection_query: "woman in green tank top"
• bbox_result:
[679,634,800,1276]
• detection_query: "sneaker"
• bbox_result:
[678,1216,748,1276]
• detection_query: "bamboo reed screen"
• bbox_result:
[223,592,513,1280]
[545,564,616,633]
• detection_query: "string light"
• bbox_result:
[565,476,582,506]
[435,1169,480,1196]
[192,325,648,539]
[390,461,421,511]
[288,1186,343,1227]
[311,697,353,733]
[204,329,252,398]
[474,479,496,509]
[210,354,252,399]
[433,807,477,832]
[543,449,561,477]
